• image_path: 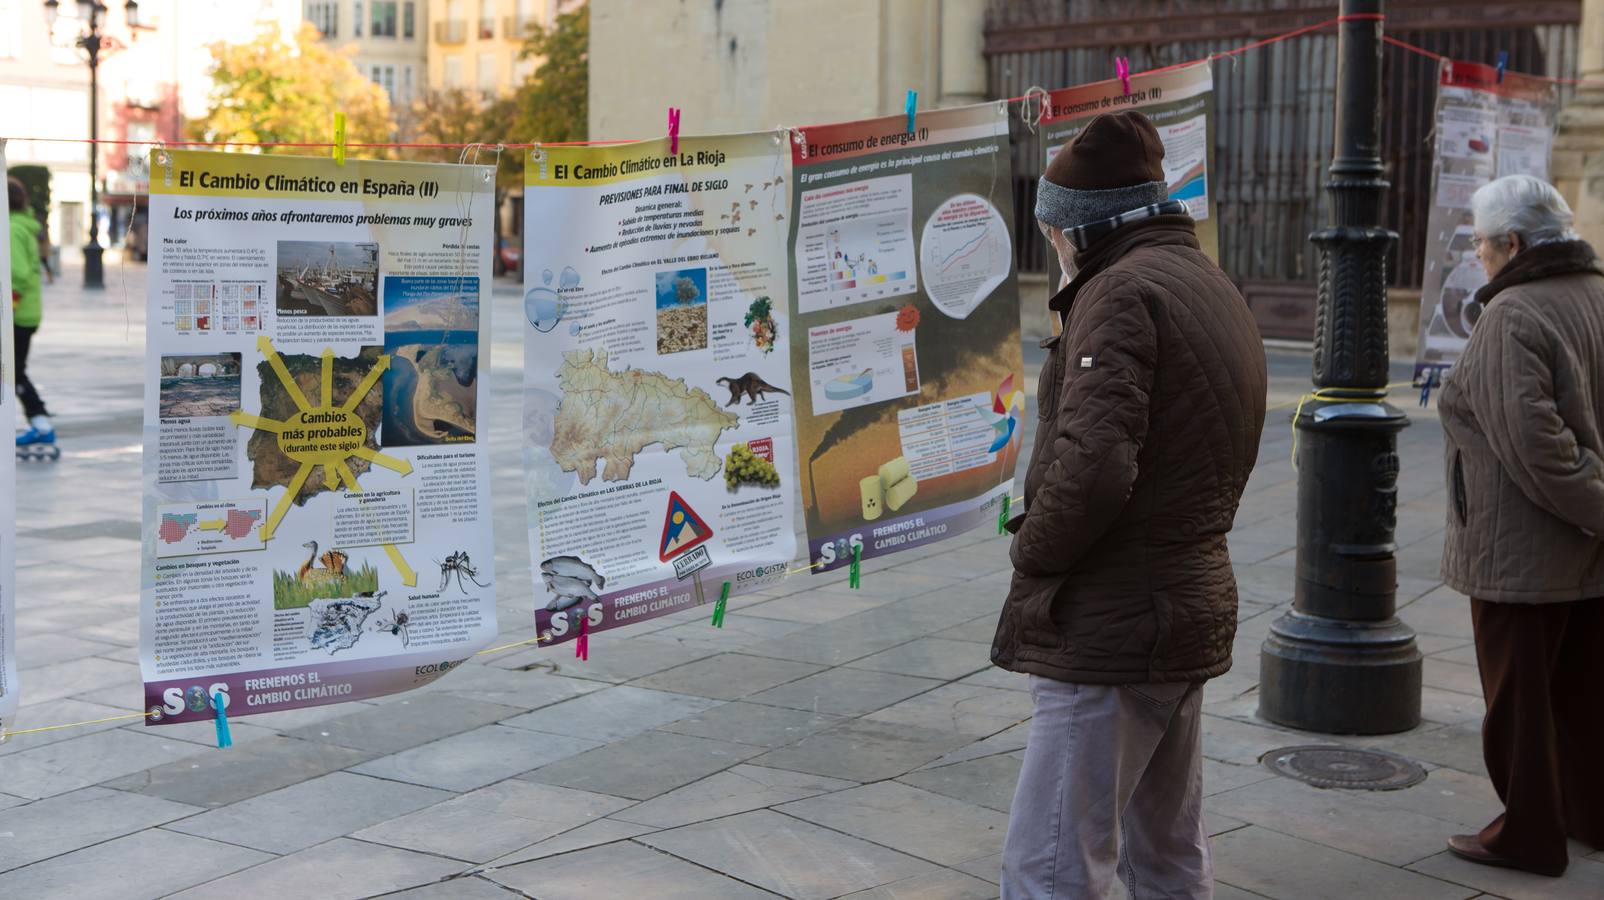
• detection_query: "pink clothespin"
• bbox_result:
[1115,58,1132,96]
[668,107,681,155]
[575,610,589,661]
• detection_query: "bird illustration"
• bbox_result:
[298,541,345,589]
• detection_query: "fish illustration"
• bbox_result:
[541,555,606,588]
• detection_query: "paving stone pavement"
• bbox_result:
[1,259,1599,898]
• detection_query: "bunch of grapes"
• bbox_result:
[745,297,778,354]
[725,443,781,491]
[750,317,777,353]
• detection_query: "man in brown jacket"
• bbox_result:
[994,112,1266,898]
[1437,174,1604,877]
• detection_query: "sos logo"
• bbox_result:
[162,682,230,716]
[815,533,864,567]
[548,602,603,637]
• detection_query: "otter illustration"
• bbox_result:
[716,373,791,406]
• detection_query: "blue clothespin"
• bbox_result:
[1418,367,1440,408]
[1496,51,1508,84]
[905,90,917,135]
[213,691,232,749]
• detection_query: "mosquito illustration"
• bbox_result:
[438,550,491,594]
[373,608,411,647]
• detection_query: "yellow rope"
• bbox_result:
[475,632,553,656]
[1286,382,1415,468]
[1,711,155,740]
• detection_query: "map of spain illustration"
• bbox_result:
[230,337,419,585]
[158,509,261,543]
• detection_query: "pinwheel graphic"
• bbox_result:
[978,374,1025,453]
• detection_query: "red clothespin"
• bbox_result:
[1115,57,1132,96]
[668,107,681,155]
[575,611,589,661]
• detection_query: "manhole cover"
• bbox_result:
[1261,745,1427,791]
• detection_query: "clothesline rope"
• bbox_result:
[7,12,1505,155]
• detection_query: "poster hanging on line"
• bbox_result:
[523,131,798,645]
[0,141,18,734]
[139,150,498,725]
[1040,61,1218,290]
[787,102,1025,573]
[1414,61,1559,381]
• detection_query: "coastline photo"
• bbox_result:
[276,240,380,317]
[381,275,480,447]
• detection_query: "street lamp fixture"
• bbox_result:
[42,0,143,289]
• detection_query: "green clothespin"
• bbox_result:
[849,543,861,589]
[998,495,1011,534]
[711,581,730,628]
[333,112,347,167]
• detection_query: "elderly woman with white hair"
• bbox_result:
[1437,173,1604,877]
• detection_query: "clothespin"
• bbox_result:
[1495,51,1508,84]
[998,495,1011,535]
[575,612,589,661]
[905,90,917,135]
[1115,57,1132,96]
[849,543,862,590]
[532,145,548,180]
[333,112,347,167]
[212,692,232,749]
[710,581,730,628]
[1419,367,1440,408]
[154,146,173,188]
[668,107,681,156]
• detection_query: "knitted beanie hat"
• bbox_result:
[1035,111,1169,230]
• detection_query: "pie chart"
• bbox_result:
[825,371,873,401]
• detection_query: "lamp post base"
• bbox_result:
[1259,610,1422,735]
[83,242,104,289]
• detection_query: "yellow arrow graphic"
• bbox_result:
[321,347,334,407]
[334,460,361,495]
[354,446,413,475]
[383,543,418,586]
[258,336,312,413]
[342,353,390,412]
[335,466,418,585]
[197,518,227,531]
[229,410,285,434]
[260,462,313,542]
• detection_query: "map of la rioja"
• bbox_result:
[550,349,738,484]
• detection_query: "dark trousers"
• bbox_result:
[14,324,48,419]
[1472,596,1604,875]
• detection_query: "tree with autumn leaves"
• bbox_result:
[188,6,588,153]
[188,24,393,151]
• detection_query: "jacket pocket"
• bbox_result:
[1451,450,1467,527]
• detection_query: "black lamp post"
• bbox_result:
[43,0,141,289]
[1257,0,1423,735]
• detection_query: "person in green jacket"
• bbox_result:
[8,176,53,445]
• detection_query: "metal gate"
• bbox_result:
[985,0,1580,338]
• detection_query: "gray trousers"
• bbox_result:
[1001,675,1210,899]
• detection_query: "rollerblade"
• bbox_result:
[16,426,60,461]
